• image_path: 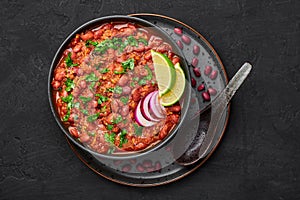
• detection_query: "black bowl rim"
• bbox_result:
[48,15,191,160]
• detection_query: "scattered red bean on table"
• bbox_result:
[181,35,191,44]
[193,45,200,55]
[191,57,198,67]
[174,27,183,35]
[210,70,218,80]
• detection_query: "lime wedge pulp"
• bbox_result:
[151,50,176,96]
[160,62,186,106]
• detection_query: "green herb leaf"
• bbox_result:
[61,94,74,103]
[138,79,147,86]
[79,96,92,104]
[127,36,138,47]
[88,82,96,90]
[100,105,107,113]
[100,68,109,74]
[65,53,79,67]
[104,133,116,144]
[106,124,113,131]
[87,113,100,123]
[95,94,108,104]
[74,102,80,108]
[119,129,128,147]
[81,109,89,115]
[112,115,123,124]
[138,38,148,45]
[130,82,135,87]
[85,72,98,82]
[133,123,143,136]
[121,58,135,70]
[65,78,75,92]
[63,110,71,121]
[114,86,123,94]
[85,40,98,47]
[120,96,129,104]
[107,146,115,154]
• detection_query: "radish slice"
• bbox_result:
[135,100,156,127]
[141,92,160,122]
[150,91,166,119]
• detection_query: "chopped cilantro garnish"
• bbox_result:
[107,147,115,154]
[88,82,96,90]
[127,36,138,47]
[87,113,100,123]
[120,96,129,104]
[81,109,89,115]
[119,129,128,147]
[79,96,92,104]
[121,58,135,70]
[85,72,98,82]
[133,123,143,136]
[74,102,80,108]
[85,40,98,47]
[106,124,113,131]
[95,94,108,104]
[100,68,109,74]
[130,82,135,87]
[65,53,79,67]
[138,79,147,86]
[65,78,75,92]
[138,38,148,45]
[112,115,123,124]
[63,110,71,122]
[61,94,74,103]
[114,86,123,94]
[104,133,116,144]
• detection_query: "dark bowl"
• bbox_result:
[48,15,191,160]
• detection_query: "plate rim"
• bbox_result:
[66,13,231,187]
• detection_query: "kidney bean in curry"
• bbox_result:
[51,22,182,154]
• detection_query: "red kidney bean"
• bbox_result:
[172,57,180,65]
[113,160,123,166]
[118,75,129,86]
[73,44,82,53]
[191,57,198,67]
[122,164,132,172]
[94,29,104,39]
[208,87,217,96]
[54,72,65,81]
[193,68,201,77]
[142,160,152,168]
[130,159,136,164]
[197,83,205,91]
[191,78,196,87]
[69,127,79,138]
[168,105,181,112]
[146,167,155,172]
[122,86,131,95]
[202,92,210,101]
[193,45,200,55]
[80,31,94,41]
[79,80,87,89]
[120,106,129,116]
[136,164,145,172]
[204,65,212,76]
[91,100,98,108]
[131,88,140,101]
[176,40,183,49]
[210,70,218,80]
[144,51,152,60]
[155,161,162,171]
[79,133,90,143]
[181,35,191,44]
[174,27,183,35]
[52,81,61,90]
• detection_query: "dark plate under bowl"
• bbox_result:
[48,15,191,160]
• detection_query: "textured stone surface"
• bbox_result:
[0,0,299,199]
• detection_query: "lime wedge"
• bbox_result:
[160,63,186,106]
[151,50,176,96]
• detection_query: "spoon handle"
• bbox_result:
[197,62,252,159]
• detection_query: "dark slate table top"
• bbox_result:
[0,0,299,199]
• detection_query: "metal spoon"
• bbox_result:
[174,62,252,166]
